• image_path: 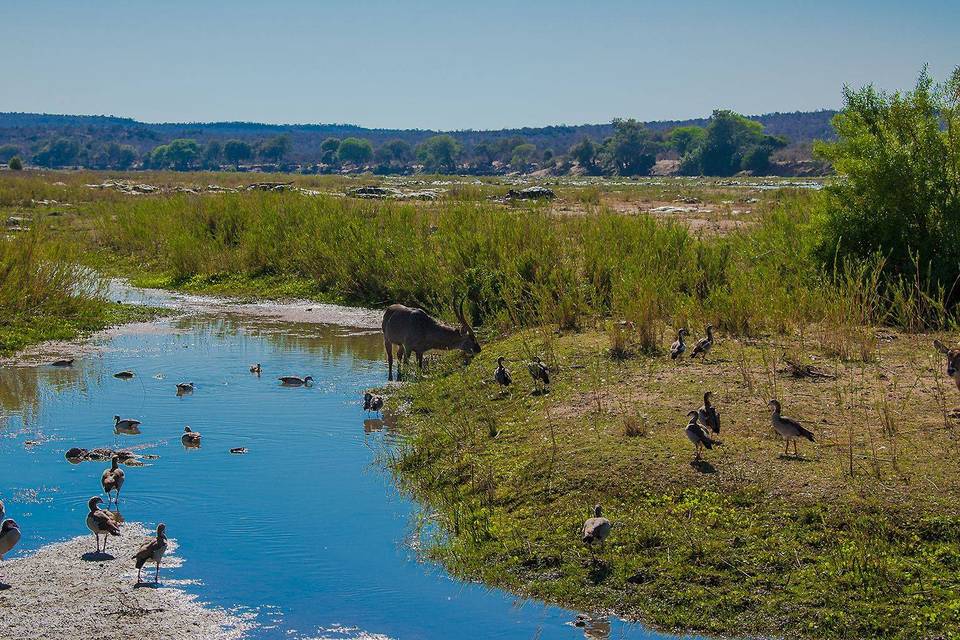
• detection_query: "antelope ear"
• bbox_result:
[934,340,950,354]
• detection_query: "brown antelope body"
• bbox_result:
[934,340,960,392]
[382,298,480,381]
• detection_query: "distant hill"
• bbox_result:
[0,110,837,173]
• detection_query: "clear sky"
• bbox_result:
[2,1,957,130]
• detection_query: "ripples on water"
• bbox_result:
[0,311,697,640]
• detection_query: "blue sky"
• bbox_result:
[2,1,957,129]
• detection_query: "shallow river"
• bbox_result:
[0,289,699,640]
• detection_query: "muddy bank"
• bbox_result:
[0,523,251,639]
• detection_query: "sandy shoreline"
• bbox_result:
[0,523,252,639]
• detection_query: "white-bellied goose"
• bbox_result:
[670,328,688,360]
[363,392,384,413]
[279,375,313,386]
[0,519,21,560]
[582,504,611,547]
[113,371,135,379]
[181,426,202,448]
[685,410,721,459]
[86,497,120,552]
[101,456,125,503]
[250,363,261,374]
[698,392,721,434]
[114,415,142,433]
[528,357,550,392]
[494,356,512,391]
[769,399,815,456]
[133,523,168,583]
[689,325,714,360]
[176,382,195,395]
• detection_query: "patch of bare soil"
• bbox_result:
[0,523,252,639]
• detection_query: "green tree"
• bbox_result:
[602,118,658,176]
[668,126,706,156]
[337,137,373,165]
[203,140,223,167]
[148,145,169,169]
[0,145,19,163]
[415,135,461,173]
[259,134,291,163]
[510,143,537,171]
[681,110,785,176]
[569,138,597,171]
[223,139,253,167]
[319,137,341,165]
[164,139,201,170]
[8,156,23,171]
[374,139,412,169]
[815,67,960,318]
[32,138,80,168]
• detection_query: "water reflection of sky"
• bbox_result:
[0,311,698,640]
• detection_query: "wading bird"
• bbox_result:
[528,356,550,393]
[113,371,135,379]
[768,399,815,457]
[494,356,512,392]
[133,523,168,583]
[670,328,688,360]
[697,391,721,434]
[363,392,384,413]
[934,340,960,393]
[382,297,481,381]
[689,325,715,361]
[181,426,202,448]
[101,456,125,503]
[86,497,121,553]
[685,410,721,460]
[582,505,611,548]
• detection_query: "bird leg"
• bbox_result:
[137,567,142,583]
[783,440,790,456]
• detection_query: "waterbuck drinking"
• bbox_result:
[382,298,481,381]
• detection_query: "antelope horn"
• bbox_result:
[456,296,475,335]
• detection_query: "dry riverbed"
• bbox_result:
[0,524,251,640]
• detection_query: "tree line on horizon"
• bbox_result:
[0,110,807,176]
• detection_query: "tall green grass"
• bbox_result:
[93,189,954,340]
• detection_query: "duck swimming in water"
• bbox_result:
[181,426,202,448]
[279,375,313,386]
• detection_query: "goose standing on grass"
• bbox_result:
[133,523,168,583]
[279,375,313,387]
[494,356,512,392]
[249,363,261,375]
[363,392,384,414]
[86,497,121,552]
[769,399,815,456]
[176,382,195,395]
[685,410,721,460]
[101,456,125,503]
[582,505,611,548]
[0,519,21,562]
[528,357,550,393]
[689,325,715,361]
[670,328,688,360]
[181,426,202,448]
[697,392,721,434]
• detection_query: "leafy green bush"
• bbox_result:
[815,67,960,324]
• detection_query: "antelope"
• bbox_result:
[934,340,960,393]
[382,297,481,381]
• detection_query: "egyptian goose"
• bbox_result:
[697,392,721,434]
[249,363,261,374]
[769,399,815,456]
[0,519,21,560]
[176,382,195,395]
[582,504,611,547]
[494,356,512,391]
[685,410,721,459]
[278,375,313,386]
[689,325,714,360]
[133,523,168,583]
[363,392,384,413]
[528,357,550,393]
[101,456,125,503]
[670,328,688,359]
[86,497,121,552]
[181,426,202,448]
